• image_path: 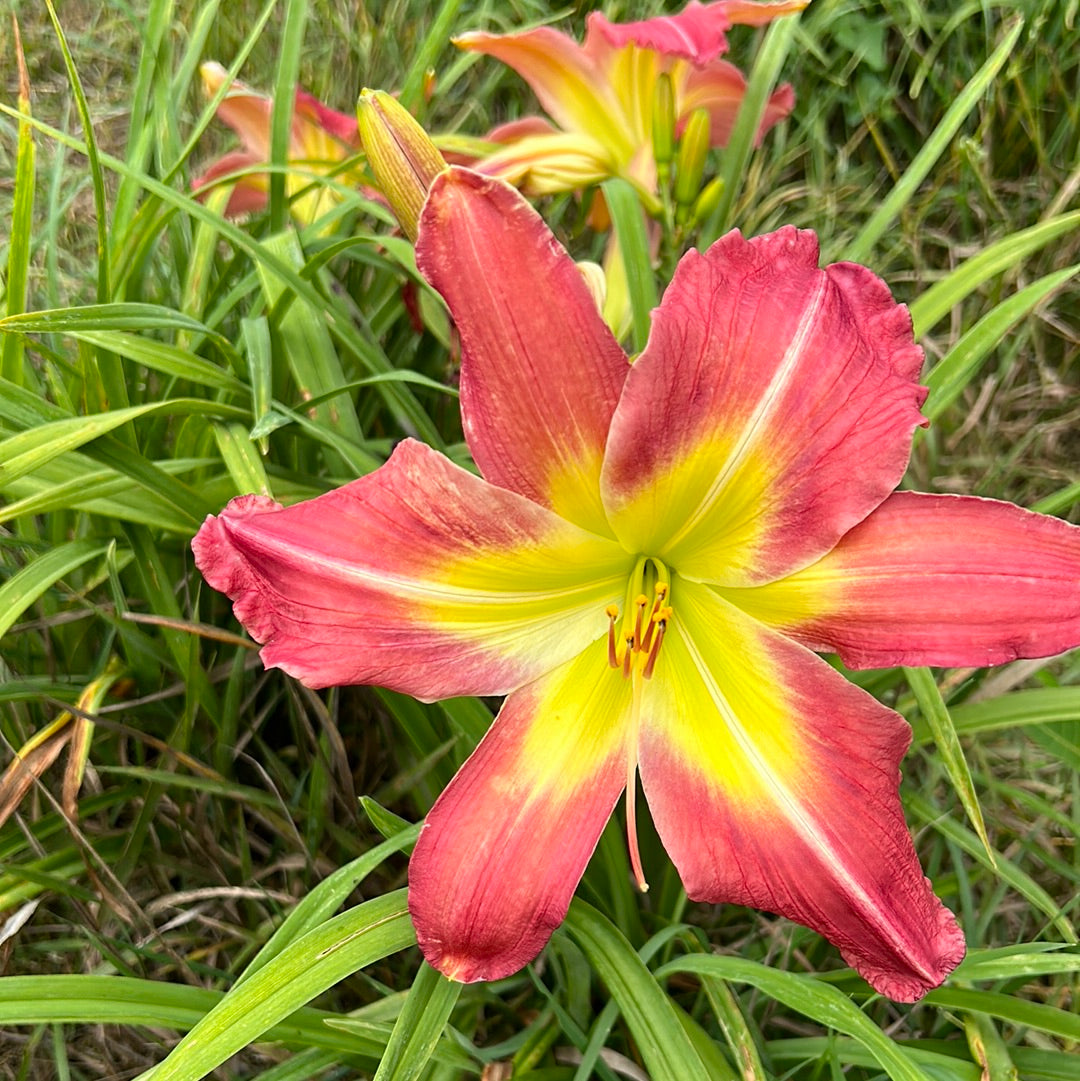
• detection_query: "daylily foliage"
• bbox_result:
[457,0,805,202]
[194,165,1080,1001]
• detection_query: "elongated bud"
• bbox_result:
[651,73,675,167]
[357,88,446,241]
[673,107,711,210]
[690,176,725,227]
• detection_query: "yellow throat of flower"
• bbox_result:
[603,557,674,893]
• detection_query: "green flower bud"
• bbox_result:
[651,73,676,167]
[357,88,446,241]
[673,107,711,210]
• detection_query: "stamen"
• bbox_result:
[632,594,648,647]
[606,604,620,669]
[642,612,669,680]
[622,638,633,679]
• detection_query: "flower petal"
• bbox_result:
[192,439,629,700]
[471,130,615,194]
[600,227,926,586]
[417,168,631,536]
[454,28,635,160]
[640,581,965,1001]
[584,1,734,66]
[680,61,796,147]
[723,491,1080,668]
[200,62,272,159]
[409,644,630,981]
[191,150,270,216]
[586,1,807,65]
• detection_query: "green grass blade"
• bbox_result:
[399,0,468,111]
[237,826,419,986]
[212,423,270,498]
[0,538,109,640]
[700,10,803,245]
[912,688,1080,742]
[842,18,1024,264]
[654,955,931,1081]
[921,265,1078,422]
[909,211,1080,335]
[0,399,245,487]
[904,667,993,863]
[0,104,439,442]
[563,901,713,1081]
[922,988,1080,1042]
[906,791,1077,944]
[2,16,34,386]
[42,0,110,303]
[144,891,414,1081]
[372,962,461,1081]
[268,0,309,232]
[602,178,659,354]
[256,231,366,451]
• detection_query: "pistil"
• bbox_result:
[603,559,674,895]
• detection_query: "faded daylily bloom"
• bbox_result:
[192,61,363,222]
[193,168,1080,1001]
[456,0,805,201]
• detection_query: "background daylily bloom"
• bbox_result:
[455,0,805,198]
[193,168,1080,1001]
[191,61,362,221]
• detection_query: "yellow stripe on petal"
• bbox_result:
[410,643,632,983]
[638,580,965,1002]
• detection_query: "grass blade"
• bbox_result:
[909,211,1080,335]
[654,955,930,1081]
[904,666,993,863]
[370,962,461,1081]
[144,891,414,1081]
[700,10,803,244]
[842,18,1024,264]
[0,539,109,640]
[563,901,712,1081]
[921,265,1078,422]
[2,14,34,386]
[602,178,658,354]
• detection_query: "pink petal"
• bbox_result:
[191,150,269,216]
[410,644,630,981]
[295,89,359,147]
[726,491,1080,668]
[586,1,807,65]
[417,168,631,536]
[600,227,927,586]
[681,61,796,146]
[192,439,629,700]
[585,1,733,66]
[641,581,966,1000]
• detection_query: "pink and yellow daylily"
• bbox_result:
[457,0,805,199]
[193,168,1080,1001]
[191,61,362,222]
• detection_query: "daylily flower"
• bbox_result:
[456,0,806,200]
[193,168,1080,1001]
[192,61,363,222]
